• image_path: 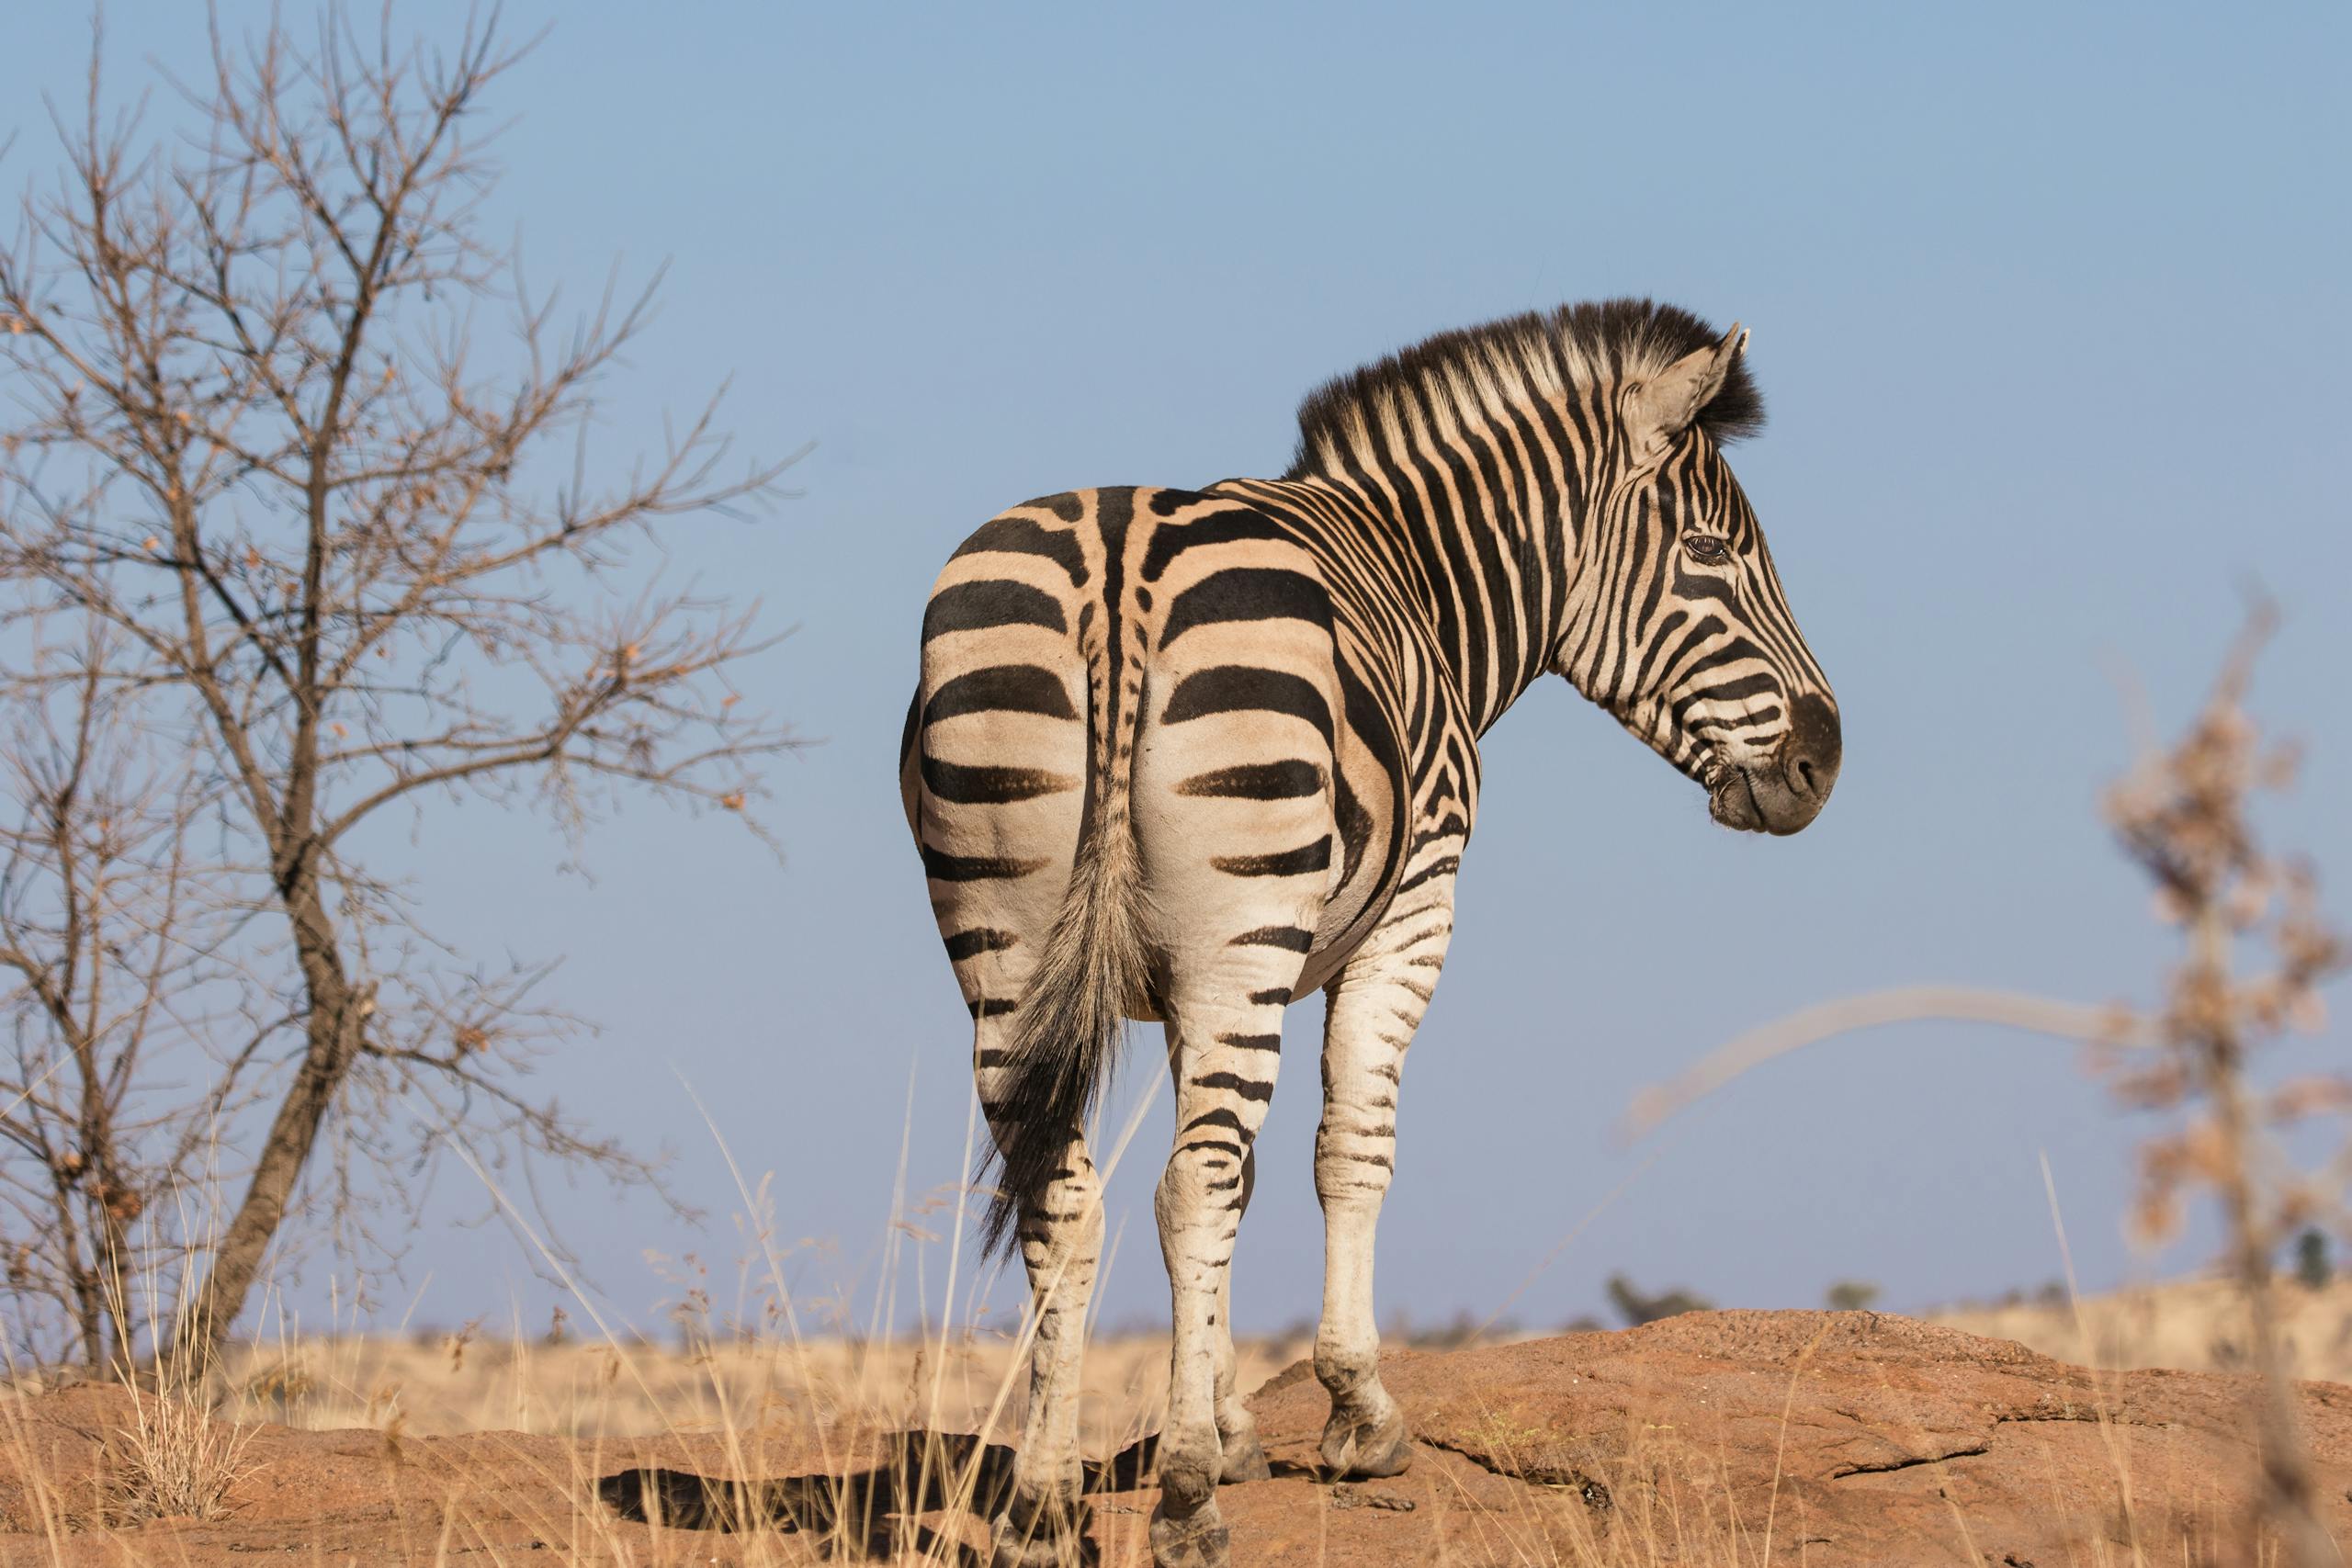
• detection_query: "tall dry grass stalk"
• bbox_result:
[1627,603,2346,1564]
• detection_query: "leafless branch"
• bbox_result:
[1621,987,2150,1141]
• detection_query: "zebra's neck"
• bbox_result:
[1226,408,1601,735]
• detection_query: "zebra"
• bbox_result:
[899,299,1838,1568]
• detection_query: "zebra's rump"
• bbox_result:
[902,486,1411,1007]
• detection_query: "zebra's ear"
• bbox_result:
[1624,325,1748,461]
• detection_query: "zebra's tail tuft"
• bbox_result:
[978,797,1150,1260]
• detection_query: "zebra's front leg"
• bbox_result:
[1151,989,1285,1568]
[989,1115,1105,1568]
[1315,896,1453,1479]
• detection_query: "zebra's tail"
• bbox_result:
[978,683,1153,1260]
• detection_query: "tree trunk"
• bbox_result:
[54,1185,105,1370]
[173,875,361,1368]
[96,1200,132,1373]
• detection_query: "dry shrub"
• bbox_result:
[106,1371,257,1524]
[2092,604,2345,1562]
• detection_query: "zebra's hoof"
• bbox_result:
[1320,1399,1413,1479]
[1148,1503,1230,1568]
[1218,1428,1272,1484]
[989,1497,1099,1568]
[990,1540,1099,1568]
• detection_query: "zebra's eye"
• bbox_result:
[1682,534,1732,566]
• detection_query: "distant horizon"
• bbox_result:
[182,1257,2344,1350]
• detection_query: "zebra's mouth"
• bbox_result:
[1707,769,1768,833]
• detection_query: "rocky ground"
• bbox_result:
[5,1310,2348,1565]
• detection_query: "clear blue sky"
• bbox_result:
[5,2,2347,1343]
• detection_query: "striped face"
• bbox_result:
[1569,426,1840,836]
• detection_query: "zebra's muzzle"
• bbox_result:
[1715,693,1840,836]
[1708,770,1768,833]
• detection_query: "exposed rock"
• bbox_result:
[1234,1310,2352,1565]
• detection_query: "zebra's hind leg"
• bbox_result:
[1313,903,1453,1480]
[1210,1148,1272,1483]
[988,1111,1105,1568]
[1149,984,1289,1568]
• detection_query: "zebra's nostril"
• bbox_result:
[1784,693,1842,807]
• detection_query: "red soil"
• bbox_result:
[6,1311,2347,1565]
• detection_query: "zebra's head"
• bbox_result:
[1556,318,1839,835]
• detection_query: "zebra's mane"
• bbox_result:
[1284,298,1765,481]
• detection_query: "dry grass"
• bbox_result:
[1932,1273,2352,1384]
[153,1273,2351,1450]
[206,1327,1309,1448]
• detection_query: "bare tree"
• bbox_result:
[0,13,793,1364]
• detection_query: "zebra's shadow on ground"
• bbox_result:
[598,1427,1317,1559]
